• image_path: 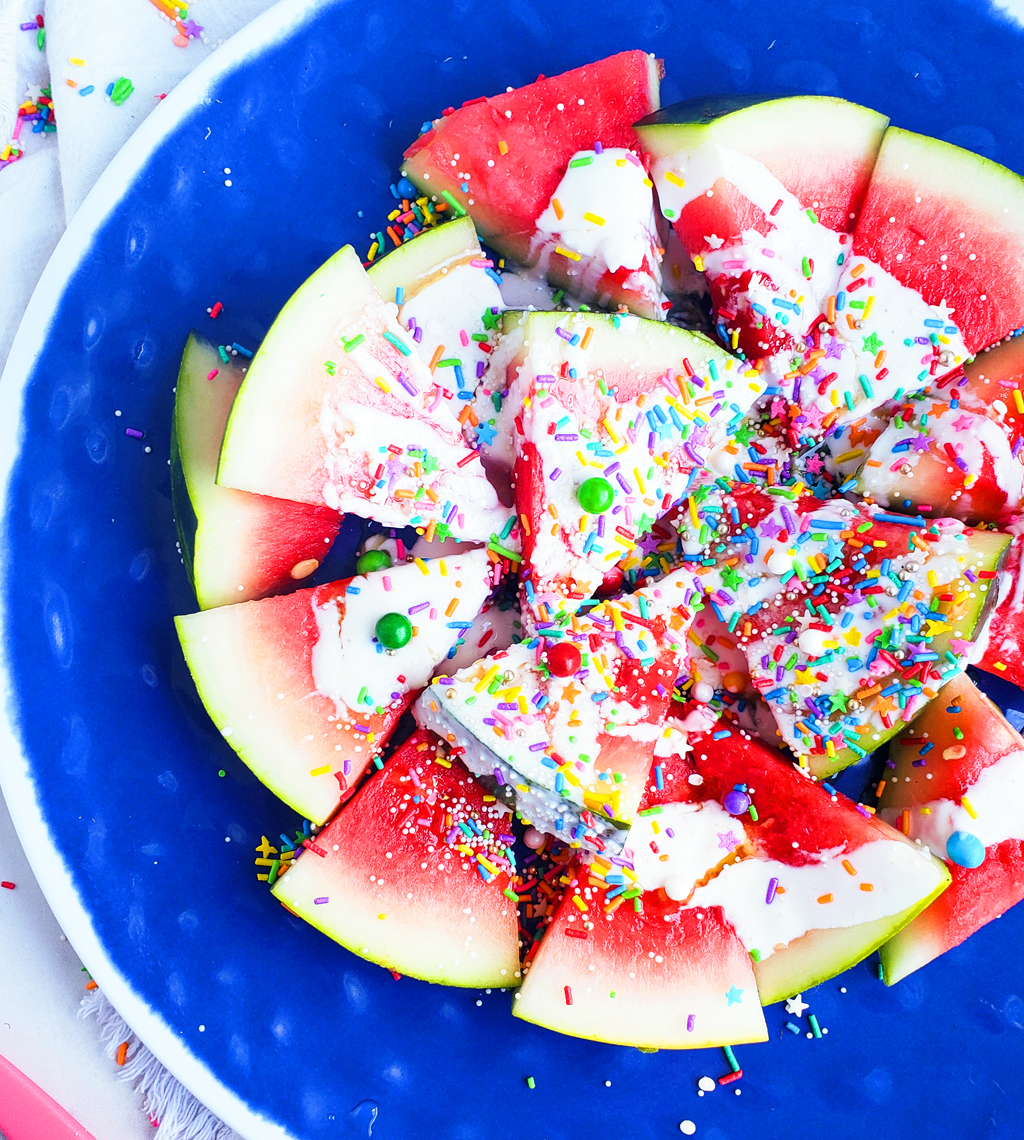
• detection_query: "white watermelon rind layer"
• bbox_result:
[366,214,481,302]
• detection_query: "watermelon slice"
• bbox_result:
[170,332,341,609]
[638,95,888,361]
[414,566,701,851]
[366,215,504,395]
[400,52,664,316]
[689,485,1009,776]
[512,858,768,1048]
[272,729,521,987]
[972,530,1024,687]
[878,672,1024,984]
[855,394,1024,525]
[217,243,510,543]
[644,713,949,1005]
[957,331,1024,443]
[176,549,493,823]
[499,309,764,615]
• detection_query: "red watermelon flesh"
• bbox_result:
[512,857,767,1048]
[974,531,1024,688]
[176,549,493,824]
[401,52,661,266]
[272,729,521,987]
[879,672,1024,983]
[171,332,341,610]
[855,396,1024,525]
[851,127,1024,356]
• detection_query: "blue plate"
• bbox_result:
[4,1,1024,1136]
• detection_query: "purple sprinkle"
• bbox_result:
[616,474,632,494]
[604,461,620,475]
[597,514,605,537]
[20,21,38,29]
[313,896,329,905]
[528,742,548,752]
[397,372,418,396]
[549,467,562,480]
[554,433,579,441]
[555,327,573,341]
[408,601,430,614]
[125,427,145,439]
[665,827,675,839]
[476,361,486,378]
[344,759,352,774]
[766,877,779,905]
[413,326,423,343]
[686,1014,695,1032]
[594,140,603,154]
[494,767,506,786]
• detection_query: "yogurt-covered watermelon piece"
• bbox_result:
[973,530,1024,687]
[512,857,767,1048]
[171,332,341,608]
[879,672,1024,984]
[414,567,700,851]
[640,713,949,1005]
[400,52,664,316]
[855,393,1024,524]
[272,729,521,987]
[691,486,1009,776]
[638,96,888,360]
[957,331,1024,443]
[217,243,509,542]
[852,128,1024,358]
[176,549,493,823]
[504,310,763,615]
[367,216,504,396]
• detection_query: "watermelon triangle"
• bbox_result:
[414,566,701,851]
[176,549,494,823]
[512,856,767,1048]
[400,52,663,315]
[217,244,510,542]
[879,672,1024,983]
[273,729,521,987]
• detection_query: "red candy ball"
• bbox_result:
[546,641,582,678]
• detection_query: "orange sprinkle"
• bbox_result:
[498,140,509,155]
[581,326,593,350]
[445,598,459,617]
[552,198,564,221]
[85,981,98,991]
[817,893,833,904]
[429,344,445,372]
[860,883,874,892]
[842,859,857,876]
[116,1041,129,1066]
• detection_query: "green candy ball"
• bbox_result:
[376,611,413,649]
[576,476,614,514]
[356,549,393,575]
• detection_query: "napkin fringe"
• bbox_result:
[79,987,234,1140]
[0,0,18,146]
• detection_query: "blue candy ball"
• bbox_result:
[946,830,986,869]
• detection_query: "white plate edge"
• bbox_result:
[0,1,342,1136]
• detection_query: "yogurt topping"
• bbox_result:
[880,747,1024,859]
[311,549,492,714]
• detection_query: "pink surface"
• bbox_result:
[0,1052,97,1140]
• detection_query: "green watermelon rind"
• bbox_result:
[753,858,952,1006]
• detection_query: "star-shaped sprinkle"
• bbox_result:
[717,830,739,851]
[481,307,501,330]
[931,298,955,322]
[785,993,809,1017]
[829,690,848,713]
[432,522,452,541]
[635,511,655,537]
[721,563,743,590]
[911,433,932,453]
[805,452,824,474]
[182,17,204,36]
[422,454,440,474]
[862,331,883,355]
[824,335,845,360]
[759,516,783,539]
[560,681,581,702]
[951,414,974,432]
[733,422,756,445]
[704,233,725,250]
[475,421,497,446]
[725,985,744,1006]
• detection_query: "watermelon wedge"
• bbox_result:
[499,309,764,615]
[366,215,504,395]
[855,394,1024,525]
[638,95,888,361]
[512,858,768,1048]
[414,565,700,851]
[972,531,1024,687]
[690,485,1009,776]
[879,672,1024,984]
[401,52,665,316]
[272,729,521,987]
[171,332,341,608]
[647,713,949,1005]
[176,549,493,823]
[957,331,1024,443]
[217,243,510,542]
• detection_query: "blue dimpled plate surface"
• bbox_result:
[3,0,1024,1137]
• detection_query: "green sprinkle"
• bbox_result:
[218,769,226,777]
[358,686,369,705]
[749,948,762,962]
[488,541,522,562]
[344,334,366,353]
[526,1076,536,1089]
[110,76,135,106]
[37,27,45,50]
[802,256,812,278]
[267,859,282,886]
[436,357,462,367]
[569,156,594,168]
[504,888,519,901]
[806,208,818,223]
[552,289,565,305]
[748,804,759,822]
[441,190,467,217]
